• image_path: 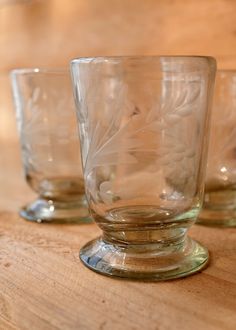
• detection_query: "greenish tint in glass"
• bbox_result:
[11,68,91,223]
[199,70,236,227]
[71,56,216,280]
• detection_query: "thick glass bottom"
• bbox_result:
[79,235,209,281]
[20,197,92,223]
[198,190,236,227]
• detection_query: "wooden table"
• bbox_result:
[0,84,236,330]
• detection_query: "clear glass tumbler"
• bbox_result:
[198,70,236,227]
[71,56,216,280]
[11,68,90,223]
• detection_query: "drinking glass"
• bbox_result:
[11,68,90,223]
[198,70,236,227]
[71,56,216,280]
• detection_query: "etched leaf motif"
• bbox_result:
[84,79,201,198]
[21,82,78,173]
[24,87,44,137]
[158,82,201,194]
[84,83,143,176]
[206,99,236,191]
[21,86,47,170]
[210,103,236,162]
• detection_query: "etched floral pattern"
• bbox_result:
[14,73,82,176]
[77,70,203,209]
[205,74,236,191]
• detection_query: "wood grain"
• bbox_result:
[0,97,235,330]
[0,1,236,329]
[0,129,235,329]
[0,210,235,330]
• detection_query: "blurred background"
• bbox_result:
[1,0,236,71]
[0,0,236,209]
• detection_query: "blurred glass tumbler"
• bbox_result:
[198,70,236,227]
[71,56,216,280]
[11,69,90,223]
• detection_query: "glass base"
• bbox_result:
[198,190,236,227]
[80,235,209,281]
[20,197,92,223]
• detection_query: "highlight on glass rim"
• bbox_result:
[0,1,235,329]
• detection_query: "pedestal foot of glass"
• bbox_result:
[20,197,92,223]
[80,235,209,281]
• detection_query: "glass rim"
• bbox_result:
[71,55,216,65]
[10,67,68,76]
